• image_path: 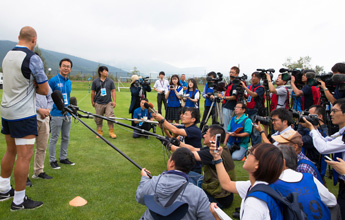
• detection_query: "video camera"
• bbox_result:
[139,76,150,86]
[257,69,275,81]
[206,72,226,92]
[279,68,305,89]
[232,74,248,102]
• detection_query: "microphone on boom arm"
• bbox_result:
[144,102,158,114]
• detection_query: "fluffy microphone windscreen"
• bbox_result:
[69,97,77,106]
[148,103,154,108]
[144,102,150,109]
[51,90,65,110]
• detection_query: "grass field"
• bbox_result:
[0,81,339,219]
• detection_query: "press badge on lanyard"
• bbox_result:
[63,93,68,105]
[247,96,252,102]
[101,88,107,96]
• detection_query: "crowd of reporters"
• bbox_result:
[139,62,345,219]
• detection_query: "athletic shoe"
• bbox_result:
[50,161,61,169]
[60,159,75,166]
[26,178,32,187]
[0,187,14,202]
[10,196,43,211]
[32,172,53,180]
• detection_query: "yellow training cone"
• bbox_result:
[69,196,87,207]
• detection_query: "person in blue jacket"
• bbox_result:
[165,74,183,124]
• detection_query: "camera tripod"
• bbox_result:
[200,92,224,134]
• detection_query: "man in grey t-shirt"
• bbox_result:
[91,66,117,139]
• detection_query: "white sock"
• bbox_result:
[0,176,11,193]
[13,190,25,205]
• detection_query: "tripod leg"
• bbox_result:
[200,101,215,131]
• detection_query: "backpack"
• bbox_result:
[246,184,307,220]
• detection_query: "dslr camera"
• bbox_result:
[254,115,271,126]
[290,109,320,126]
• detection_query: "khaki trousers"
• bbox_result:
[34,117,50,175]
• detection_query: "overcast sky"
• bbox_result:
[1,0,344,76]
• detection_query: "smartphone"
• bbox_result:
[324,155,332,161]
[214,134,221,153]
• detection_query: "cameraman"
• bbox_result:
[241,72,265,146]
[200,72,217,130]
[266,73,289,111]
[217,66,240,131]
[297,105,328,174]
[129,75,151,126]
[254,108,294,145]
[319,63,345,104]
[153,71,169,114]
[301,99,345,218]
[291,70,314,111]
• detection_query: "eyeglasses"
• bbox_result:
[331,109,341,114]
[62,65,71,69]
[246,150,255,157]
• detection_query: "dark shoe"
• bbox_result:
[60,159,75,166]
[50,161,61,169]
[0,187,14,202]
[145,136,149,139]
[10,196,43,211]
[32,172,53,180]
[26,178,32,187]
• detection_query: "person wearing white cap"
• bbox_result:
[129,74,151,126]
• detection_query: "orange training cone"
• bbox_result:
[69,196,87,207]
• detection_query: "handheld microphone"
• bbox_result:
[144,102,158,114]
[51,90,65,111]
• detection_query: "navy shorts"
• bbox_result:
[1,116,38,138]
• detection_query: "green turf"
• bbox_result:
[0,81,339,219]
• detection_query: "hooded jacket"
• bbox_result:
[136,171,213,220]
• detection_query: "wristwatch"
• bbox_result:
[212,158,223,165]
[260,131,265,134]
[160,118,165,124]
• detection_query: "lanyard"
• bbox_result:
[159,80,164,88]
